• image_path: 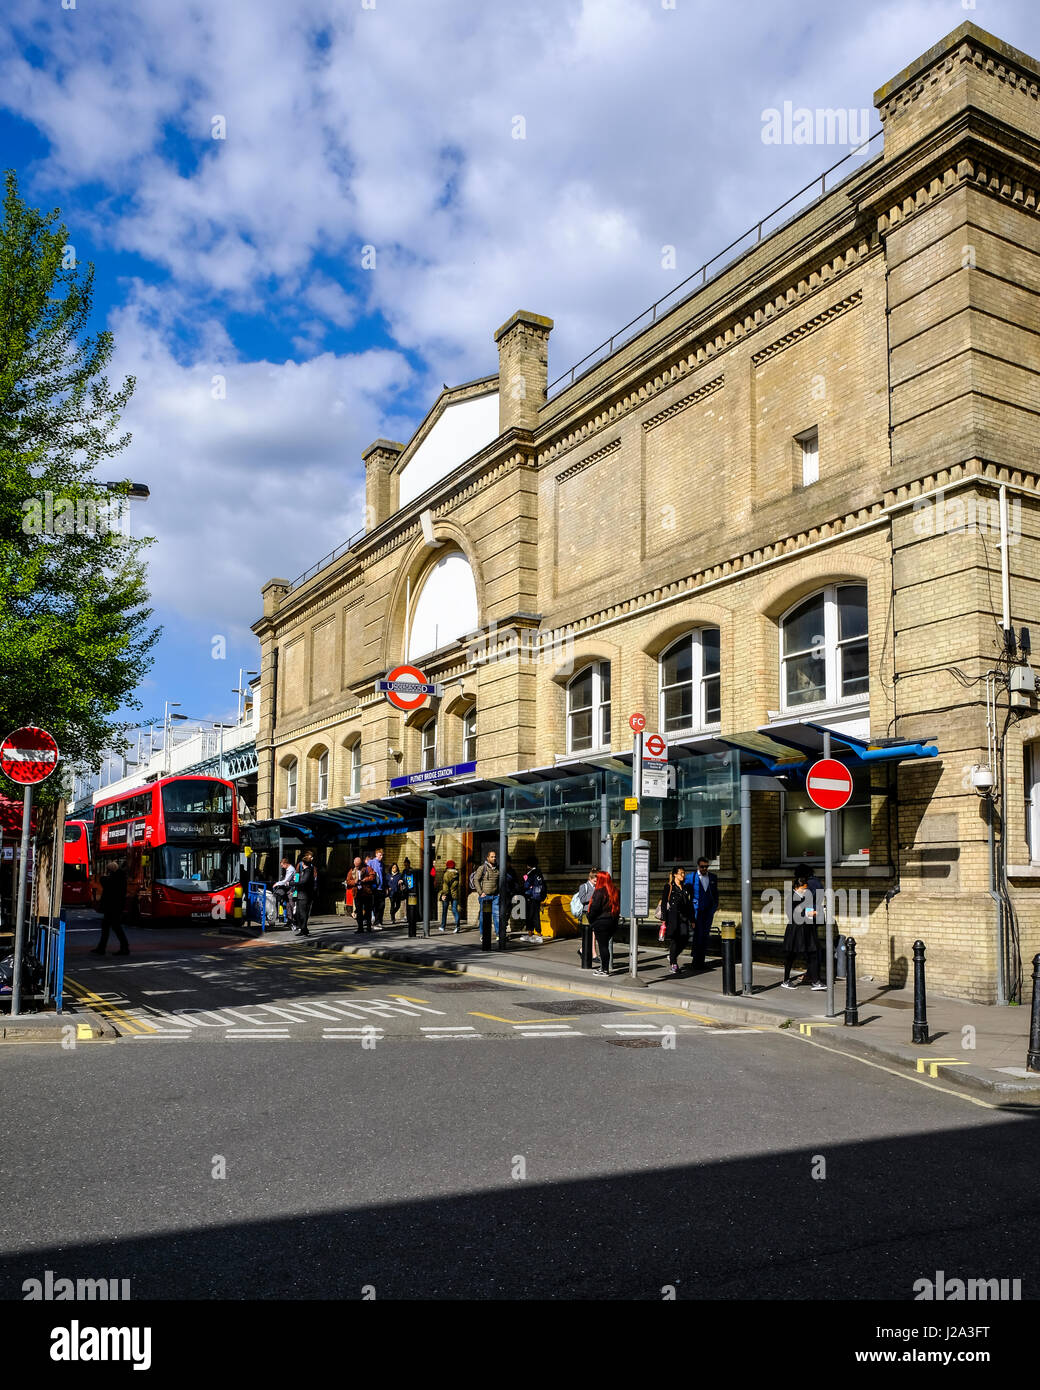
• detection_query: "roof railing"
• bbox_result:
[289,526,365,591]
[546,129,883,397]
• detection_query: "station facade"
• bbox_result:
[253,23,1040,1003]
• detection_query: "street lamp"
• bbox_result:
[233,669,258,723]
[106,481,151,500]
[213,722,233,781]
[163,701,188,774]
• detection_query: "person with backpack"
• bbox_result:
[346,855,375,933]
[271,857,295,926]
[571,867,600,965]
[586,871,620,976]
[658,864,693,976]
[438,859,461,932]
[523,857,547,935]
[473,849,501,940]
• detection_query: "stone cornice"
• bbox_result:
[752,293,862,367]
[555,437,621,484]
[538,232,881,468]
[642,374,725,430]
[876,29,1040,121]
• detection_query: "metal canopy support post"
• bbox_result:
[823,731,836,1018]
[629,732,642,981]
[10,785,33,1017]
[600,790,610,873]
[421,824,431,938]
[497,795,507,950]
[740,772,753,996]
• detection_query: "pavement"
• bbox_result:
[281,912,1040,1103]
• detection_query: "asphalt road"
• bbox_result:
[3,921,1039,1300]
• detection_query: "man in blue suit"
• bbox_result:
[685,856,719,971]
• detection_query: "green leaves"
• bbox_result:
[0,170,159,804]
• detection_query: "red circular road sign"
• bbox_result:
[629,712,646,733]
[383,664,433,712]
[644,732,667,759]
[0,726,60,786]
[805,758,853,810]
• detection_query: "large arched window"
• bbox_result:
[659,629,721,733]
[780,584,868,709]
[408,551,479,660]
[567,662,611,754]
[284,759,298,812]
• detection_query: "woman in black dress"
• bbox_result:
[782,872,824,989]
[658,865,692,976]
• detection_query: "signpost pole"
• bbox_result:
[823,732,836,1018]
[740,772,753,995]
[629,732,642,980]
[11,784,33,1018]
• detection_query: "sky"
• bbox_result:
[3,0,1038,739]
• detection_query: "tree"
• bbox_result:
[0,169,159,812]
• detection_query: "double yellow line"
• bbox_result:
[64,977,156,1036]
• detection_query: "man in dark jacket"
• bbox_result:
[91,865,130,956]
[292,851,317,936]
[685,856,719,970]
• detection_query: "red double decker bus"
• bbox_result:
[62,818,94,906]
[91,774,240,922]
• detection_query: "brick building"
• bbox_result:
[253,22,1040,1003]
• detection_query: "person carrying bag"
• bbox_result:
[658,865,693,976]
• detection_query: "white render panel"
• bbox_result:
[398,393,499,507]
[408,551,479,660]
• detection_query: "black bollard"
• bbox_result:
[1027,954,1040,1073]
[844,935,859,1026]
[720,920,736,995]
[580,919,594,970]
[911,938,929,1044]
[480,898,492,952]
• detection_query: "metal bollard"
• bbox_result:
[720,920,736,995]
[844,935,859,1027]
[580,919,594,969]
[1027,954,1040,1073]
[911,939,929,1045]
[480,898,492,952]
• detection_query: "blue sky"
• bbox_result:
[3,0,1038,740]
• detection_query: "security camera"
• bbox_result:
[970,764,994,794]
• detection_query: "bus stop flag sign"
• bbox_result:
[1,727,59,1018]
[805,758,853,811]
[1,726,59,785]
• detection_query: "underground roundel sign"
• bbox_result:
[0,726,60,785]
[378,664,438,712]
[805,758,853,811]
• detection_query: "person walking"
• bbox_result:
[402,857,420,934]
[523,857,546,936]
[473,848,501,941]
[346,856,374,933]
[685,855,720,971]
[586,871,620,976]
[781,872,825,990]
[91,865,130,956]
[438,859,461,932]
[292,850,317,936]
[271,857,295,927]
[367,848,387,929]
[387,862,403,923]
[658,865,692,976]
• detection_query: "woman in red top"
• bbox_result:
[585,871,620,976]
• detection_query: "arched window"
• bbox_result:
[408,551,479,660]
[285,759,298,812]
[567,662,611,754]
[316,750,329,804]
[462,707,477,764]
[420,718,437,772]
[780,584,868,710]
[659,629,721,733]
[349,742,362,797]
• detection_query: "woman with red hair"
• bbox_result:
[586,870,620,976]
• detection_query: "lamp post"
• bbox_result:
[163,702,188,774]
[233,669,258,724]
[213,723,231,781]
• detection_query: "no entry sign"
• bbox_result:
[0,726,59,785]
[377,664,441,711]
[805,758,853,811]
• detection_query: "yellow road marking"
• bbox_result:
[787,1031,998,1110]
[915,1056,960,1073]
[65,977,156,1036]
[389,995,432,1004]
[469,1011,581,1025]
[797,1021,838,1036]
[919,1059,970,1079]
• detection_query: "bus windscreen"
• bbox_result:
[154,845,237,892]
